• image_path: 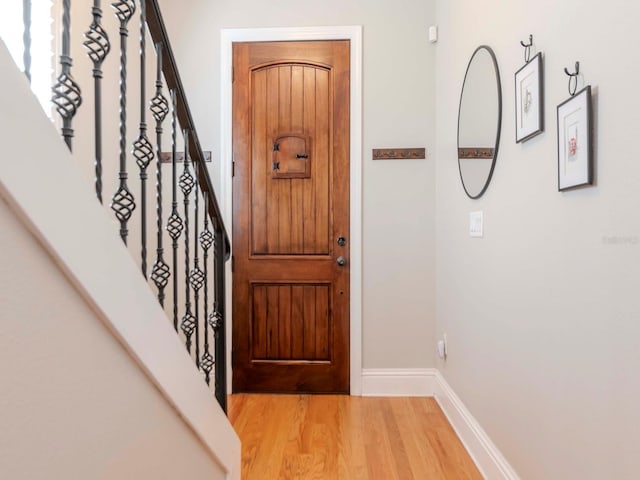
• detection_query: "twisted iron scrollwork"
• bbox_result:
[191,172,202,368]
[52,72,82,127]
[84,6,110,64]
[150,257,170,289]
[133,135,154,171]
[200,228,214,252]
[150,44,170,305]
[169,90,182,330]
[111,185,136,223]
[110,0,136,244]
[180,312,196,339]
[201,192,214,385]
[112,0,135,23]
[180,129,195,353]
[209,306,222,332]
[47,0,230,407]
[84,26,110,65]
[134,0,153,278]
[150,90,169,123]
[53,1,82,151]
[201,351,214,380]
[179,168,195,196]
[167,211,184,240]
[189,267,205,292]
[84,1,111,203]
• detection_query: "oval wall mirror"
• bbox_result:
[457,45,502,199]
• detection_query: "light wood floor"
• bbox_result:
[229,394,483,480]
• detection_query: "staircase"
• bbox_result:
[0,1,239,478]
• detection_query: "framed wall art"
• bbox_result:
[557,85,593,191]
[515,52,543,143]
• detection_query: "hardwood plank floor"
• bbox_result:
[229,394,483,480]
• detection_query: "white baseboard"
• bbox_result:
[360,368,519,479]
[433,371,520,480]
[361,368,437,396]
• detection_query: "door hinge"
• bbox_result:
[231,255,235,272]
[232,160,236,177]
[232,65,235,83]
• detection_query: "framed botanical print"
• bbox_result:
[557,86,593,191]
[515,52,543,143]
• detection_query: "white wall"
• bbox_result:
[435,0,640,478]
[0,197,226,480]
[157,0,438,369]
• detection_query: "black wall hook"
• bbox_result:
[520,34,533,63]
[564,61,580,96]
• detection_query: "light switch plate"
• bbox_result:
[470,211,483,237]
[428,26,438,43]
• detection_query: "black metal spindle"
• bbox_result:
[52,0,82,151]
[22,0,31,83]
[84,1,110,203]
[110,0,136,244]
[166,90,183,330]
[212,217,227,412]
[200,192,214,385]
[180,130,196,352]
[190,170,204,369]
[133,0,153,277]
[150,43,170,305]
[45,0,231,404]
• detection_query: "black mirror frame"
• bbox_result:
[457,45,502,199]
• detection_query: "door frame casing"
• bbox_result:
[221,26,363,395]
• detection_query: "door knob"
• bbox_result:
[336,256,347,266]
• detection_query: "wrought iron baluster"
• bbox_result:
[150,43,170,306]
[110,0,136,244]
[23,0,31,83]
[53,0,82,151]
[166,90,183,330]
[212,218,227,412]
[200,192,214,385]
[190,168,204,369]
[180,129,196,353]
[84,1,110,203]
[133,0,153,277]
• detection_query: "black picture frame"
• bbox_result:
[515,52,544,143]
[557,86,593,191]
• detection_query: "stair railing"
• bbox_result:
[22,0,229,412]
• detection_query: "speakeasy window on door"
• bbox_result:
[272,134,311,179]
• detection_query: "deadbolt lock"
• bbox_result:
[337,236,347,246]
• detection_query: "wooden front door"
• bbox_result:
[232,41,350,393]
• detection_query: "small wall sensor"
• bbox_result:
[428,26,438,43]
